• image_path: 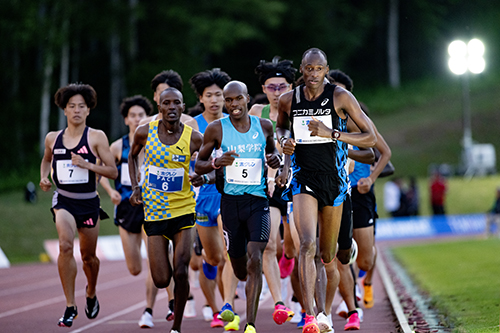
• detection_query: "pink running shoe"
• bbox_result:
[279,252,295,279]
[210,312,224,328]
[344,312,360,331]
[302,314,320,333]
[272,304,294,325]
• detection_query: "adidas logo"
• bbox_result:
[77,146,89,154]
[83,218,94,226]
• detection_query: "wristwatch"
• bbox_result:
[331,129,341,140]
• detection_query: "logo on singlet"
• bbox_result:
[321,98,329,106]
[176,146,185,154]
[252,131,259,139]
[54,149,66,154]
[77,146,88,154]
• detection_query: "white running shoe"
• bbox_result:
[355,284,362,302]
[356,307,364,322]
[335,300,348,318]
[138,311,154,328]
[289,301,302,323]
[348,239,358,265]
[202,305,213,322]
[316,312,333,333]
[183,298,196,318]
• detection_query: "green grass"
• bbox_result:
[391,238,500,333]
[374,175,500,218]
[0,187,117,263]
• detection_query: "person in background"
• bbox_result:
[430,172,447,215]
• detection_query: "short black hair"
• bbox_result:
[189,68,231,97]
[150,70,183,92]
[54,83,97,109]
[329,69,353,92]
[120,95,153,118]
[254,56,297,85]
[301,48,328,63]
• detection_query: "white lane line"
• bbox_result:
[377,247,413,333]
[0,275,139,319]
[69,293,168,333]
[0,277,60,297]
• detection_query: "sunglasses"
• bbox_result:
[264,83,290,92]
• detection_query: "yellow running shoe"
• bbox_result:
[224,314,240,331]
[363,284,374,308]
[244,323,256,333]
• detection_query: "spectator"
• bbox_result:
[485,187,500,237]
[406,176,419,216]
[384,178,402,217]
[430,172,447,215]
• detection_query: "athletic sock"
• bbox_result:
[275,301,285,307]
[145,308,153,315]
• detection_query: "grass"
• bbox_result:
[391,238,500,333]
[0,186,117,263]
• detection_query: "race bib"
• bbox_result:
[226,158,262,185]
[56,160,89,184]
[147,165,184,193]
[293,115,334,144]
[120,162,131,186]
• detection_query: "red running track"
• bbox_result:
[0,257,399,333]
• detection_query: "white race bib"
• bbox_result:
[56,160,89,184]
[293,115,334,144]
[226,158,262,185]
[120,162,131,186]
[147,165,184,193]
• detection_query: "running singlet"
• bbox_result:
[114,134,133,201]
[290,83,348,186]
[220,115,267,198]
[194,113,224,196]
[142,120,196,221]
[348,146,371,188]
[261,104,276,134]
[51,126,98,198]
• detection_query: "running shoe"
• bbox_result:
[224,314,240,331]
[183,297,196,318]
[355,284,362,302]
[166,310,174,321]
[356,307,364,322]
[335,300,348,318]
[302,314,320,333]
[57,306,78,327]
[363,284,374,308]
[203,260,218,280]
[279,252,295,278]
[202,305,213,322]
[344,312,360,331]
[138,310,154,328]
[290,302,303,323]
[348,239,358,265]
[297,311,306,329]
[273,304,295,325]
[244,323,256,333]
[316,312,333,333]
[170,330,180,333]
[218,303,235,322]
[211,312,224,328]
[85,294,100,319]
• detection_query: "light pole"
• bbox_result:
[447,39,485,173]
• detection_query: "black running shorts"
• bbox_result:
[351,186,377,229]
[114,200,145,234]
[51,191,108,228]
[143,213,196,240]
[220,194,270,259]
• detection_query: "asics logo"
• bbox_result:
[321,98,329,106]
[252,131,259,139]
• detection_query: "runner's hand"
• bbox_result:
[129,187,143,206]
[276,169,288,188]
[110,189,121,205]
[309,116,333,138]
[214,150,239,167]
[71,152,88,169]
[39,177,52,192]
[266,153,281,169]
[189,173,205,187]
[357,177,373,194]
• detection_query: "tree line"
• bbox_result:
[1,0,498,174]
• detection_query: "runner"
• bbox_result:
[129,87,202,333]
[249,56,297,325]
[39,83,118,327]
[99,95,163,328]
[185,68,232,329]
[275,48,377,333]
[195,81,281,333]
